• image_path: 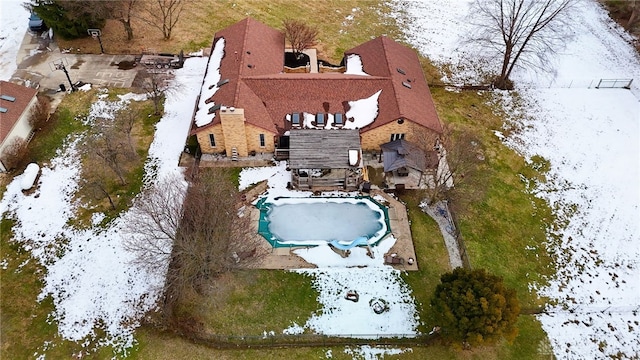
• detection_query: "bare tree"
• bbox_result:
[467,0,574,89]
[140,70,171,115]
[28,95,51,130]
[108,0,138,41]
[82,160,118,210]
[85,112,137,185]
[283,19,319,59]
[141,0,184,40]
[1,138,28,171]
[125,169,263,321]
[415,126,483,205]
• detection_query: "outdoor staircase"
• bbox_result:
[231,147,239,161]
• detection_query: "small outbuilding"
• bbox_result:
[380,139,439,189]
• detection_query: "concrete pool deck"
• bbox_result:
[246,189,419,271]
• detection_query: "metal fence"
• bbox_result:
[595,78,633,89]
[440,201,472,269]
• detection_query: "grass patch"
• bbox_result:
[0,218,120,359]
[429,87,555,309]
[74,98,162,225]
[25,90,94,165]
[56,0,404,63]
[197,270,320,335]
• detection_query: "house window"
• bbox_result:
[259,133,265,147]
[209,133,216,147]
[390,133,405,141]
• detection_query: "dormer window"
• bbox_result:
[291,112,301,127]
[316,113,325,126]
[334,113,344,127]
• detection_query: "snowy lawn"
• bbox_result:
[239,166,422,338]
[393,0,640,358]
[0,58,208,356]
[0,0,28,82]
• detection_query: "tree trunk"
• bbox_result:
[121,19,134,40]
[495,44,514,90]
[628,1,638,30]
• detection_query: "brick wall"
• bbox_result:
[361,120,434,150]
[219,108,249,157]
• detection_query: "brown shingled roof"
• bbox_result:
[192,18,442,137]
[0,81,37,144]
[346,36,443,133]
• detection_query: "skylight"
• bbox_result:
[0,95,16,102]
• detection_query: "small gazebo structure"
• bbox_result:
[379,139,438,189]
[289,129,363,190]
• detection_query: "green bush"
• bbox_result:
[431,267,520,346]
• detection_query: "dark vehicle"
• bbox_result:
[28,12,45,32]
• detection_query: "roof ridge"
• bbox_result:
[379,36,404,120]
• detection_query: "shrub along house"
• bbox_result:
[0,81,38,172]
[190,18,443,189]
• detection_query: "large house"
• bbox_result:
[0,81,38,172]
[189,18,443,189]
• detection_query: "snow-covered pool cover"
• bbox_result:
[257,197,390,247]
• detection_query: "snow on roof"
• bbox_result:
[344,54,370,76]
[194,37,225,127]
[344,89,381,129]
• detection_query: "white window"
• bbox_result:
[259,133,265,147]
[390,133,405,141]
[209,133,216,147]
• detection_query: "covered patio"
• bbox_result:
[289,129,363,190]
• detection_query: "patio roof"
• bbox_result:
[289,129,361,169]
[380,139,426,172]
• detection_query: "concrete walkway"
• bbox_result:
[421,201,463,269]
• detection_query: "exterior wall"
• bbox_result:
[195,124,225,154]
[195,110,275,157]
[219,108,249,157]
[0,96,37,172]
[361,120,435,150]
[245,124,275,154]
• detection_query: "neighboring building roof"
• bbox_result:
[0,81,38,144]
[380,139,426,172]
[192,18,442,136]
[289,129,361,169]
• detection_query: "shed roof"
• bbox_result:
[380,139,426,172]
[289,129,361,169]
[0,81,38,145]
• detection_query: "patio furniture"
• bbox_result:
[384,255,404,265]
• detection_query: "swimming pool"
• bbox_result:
[256,196,391,248]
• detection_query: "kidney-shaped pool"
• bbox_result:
[256,196,391,248]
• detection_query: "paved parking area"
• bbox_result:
[11,32,139,91]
